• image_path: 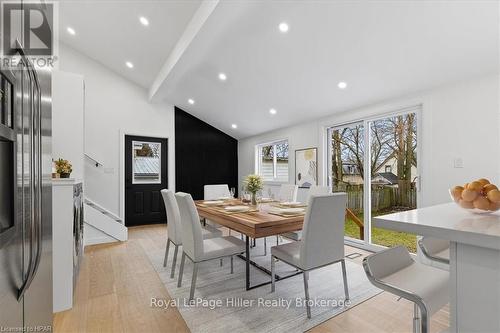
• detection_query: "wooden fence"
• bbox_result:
[345,187,417,213]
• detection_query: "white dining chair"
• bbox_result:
[277,184,299,202]
[418,237,450,265]
[270,193,349,319]
[282,185,330,241]
[161,189,222,278]
[204,184,231,200]
[363,246,449,333]
[270,184,300,246]
[203,184,232,235]
[175,192,246,301]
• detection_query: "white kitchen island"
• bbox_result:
[374,203,500,333]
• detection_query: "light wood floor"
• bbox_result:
[54,225,449,333]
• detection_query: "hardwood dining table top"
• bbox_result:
[195,200,305,238]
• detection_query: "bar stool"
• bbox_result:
[418,237,450,265]
[363,246,449,333]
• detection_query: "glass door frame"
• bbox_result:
[325,105,422,252]
[326,121,366,245]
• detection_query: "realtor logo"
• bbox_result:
[1,1,55,56]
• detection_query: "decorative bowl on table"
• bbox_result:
[450,178,500,214]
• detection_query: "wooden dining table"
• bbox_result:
[195,200,306,290]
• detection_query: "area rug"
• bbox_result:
[145,236,381,333]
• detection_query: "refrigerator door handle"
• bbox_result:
[17,48,42,300]
[26,82,43,289]
[18,62,36,301]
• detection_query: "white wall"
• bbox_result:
[52,70,85,180]
[239,74,500,207]
[58,43,176,218]
[240,121,321,202]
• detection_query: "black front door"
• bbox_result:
[125,135,168,226]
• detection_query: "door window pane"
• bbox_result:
[369,113,417,252]
[330,124,365,240]
[132,141,161,184]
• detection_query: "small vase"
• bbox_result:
[60,173,71,178]
[251,193,257,206]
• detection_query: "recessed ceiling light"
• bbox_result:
[218,73,227,81]
[231,124,238,129]
[269,108,277,115]
[279,22,289,33]
[125,61,134,69]
[188,98,195,105]
[139,16,149,26]
[67,27,76,35]
[337,81,347,89]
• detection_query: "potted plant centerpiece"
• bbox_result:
[55,158,73,178]
[243,174,263,206]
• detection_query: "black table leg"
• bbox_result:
[241,235,302,290]
[245,235,250,290]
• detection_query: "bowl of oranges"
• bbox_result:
[450,179,500,214]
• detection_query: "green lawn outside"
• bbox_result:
[345,214,417,253]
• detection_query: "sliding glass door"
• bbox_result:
[369,113,418,252]
[328,123,365,241]
[327,108,419,251]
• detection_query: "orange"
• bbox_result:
[483,184,498,194]
[451,186,464,201]
[477,178,490,186]
[467,181,483,192]
[473,196,490,210]
[489,201,500,211]
[459,199,474,209]
[461,189,478,202]
[487,190,500,203]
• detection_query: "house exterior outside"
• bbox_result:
[341,156,417,186]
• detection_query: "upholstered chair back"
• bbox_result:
[300,193,347,269]
[175,192,204,260]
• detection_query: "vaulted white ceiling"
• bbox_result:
[60,1,498,139]
[59,0,202,88]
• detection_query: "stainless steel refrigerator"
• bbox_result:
[0,39,53,332]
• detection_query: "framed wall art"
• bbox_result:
[295,147,318,188]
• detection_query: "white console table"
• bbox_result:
[374,203,500,332]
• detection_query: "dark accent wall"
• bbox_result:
[175,107,238,200]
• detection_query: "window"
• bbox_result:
[385,165,392,173]
[256,140,289,181]
[132,141,161,184]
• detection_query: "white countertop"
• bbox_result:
[373,203,500,250]
[52,178,83,186]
